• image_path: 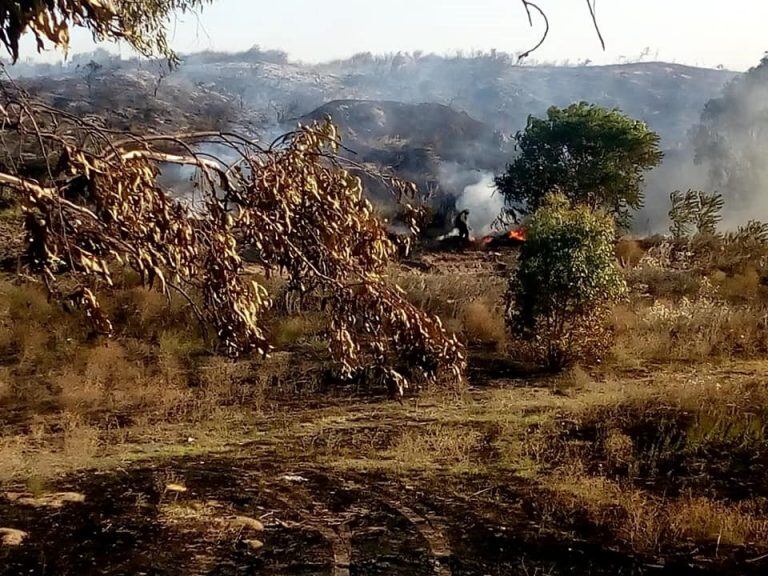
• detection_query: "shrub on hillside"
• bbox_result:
[507,194,626,368]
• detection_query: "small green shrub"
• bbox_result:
[668,189,724,239]
[507,194,626,368]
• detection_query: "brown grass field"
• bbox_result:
[2,240,768,575]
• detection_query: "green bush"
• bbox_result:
[507,194,626,368]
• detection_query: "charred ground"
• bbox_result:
[2,244,768,574]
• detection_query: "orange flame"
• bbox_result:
[507,227,526,242]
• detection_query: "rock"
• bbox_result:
[244,538,264,550]
[280,474,308,483]
[4,492,85,508]
[0,528,27,546]
[230,515,265,531]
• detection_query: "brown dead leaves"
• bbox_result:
[0,93,464,394]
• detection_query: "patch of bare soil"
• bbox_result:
[1,455,764,575]
[416,249,515,277]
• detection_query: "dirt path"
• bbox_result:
[1,454,760,576]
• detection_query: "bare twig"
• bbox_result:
[518,1,550,61]
[518,0,606,61]
[585,0,606,50]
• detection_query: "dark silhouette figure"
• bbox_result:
[455,209,471,240]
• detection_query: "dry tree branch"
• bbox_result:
[0,0,613,397]
[518,0,606,61]
[585,0,606,51]
[518,1,550,61]
[0,89,464,393]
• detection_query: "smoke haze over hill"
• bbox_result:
[9,48,749,232]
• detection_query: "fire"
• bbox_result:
[507,227,527,242]
[475,227,527,249]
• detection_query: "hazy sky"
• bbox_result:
[23,0,768,71]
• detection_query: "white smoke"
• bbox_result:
[454,172,504,236]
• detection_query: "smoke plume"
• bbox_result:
[454,172,504,235]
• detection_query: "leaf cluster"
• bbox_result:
[0,0,211,64]
[668,189,724,240]
[0,89,464,394]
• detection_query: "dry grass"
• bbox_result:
[671,497,768,548]
[460,299,506,347]
[523,367,768,556]
[712,267,765,302]
[61,413,100,463]
[615,238,646,268]
[0,416,101,483]
[386,424,484,471]
[271,314,323,347]
[551,365,593,392]
[0,275,277,482]
[394,269,506,337]
[0,366,10,401]
[2,246,768,564]
[0,436,27,483]
[616,234,768,366]
[543,475,768,553]
[613,295,768,362]
[626,266,702,300]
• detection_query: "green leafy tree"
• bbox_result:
[495,102,663,228]
[507,193,626,369]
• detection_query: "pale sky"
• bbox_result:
[20,0,768,71]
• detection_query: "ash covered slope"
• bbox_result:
[299,99,504,168]
[296,100,508,204]
[167,50,738,148]
[20,65,238,134]
[8,50,737,229]
[311,57,736,148]
[12,51,736,148]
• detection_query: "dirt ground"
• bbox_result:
[0,459,679,576]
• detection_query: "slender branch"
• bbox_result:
[585,0,606,51]
[518,1,550,61]
[168,281,209,340]
[518,0,605,61]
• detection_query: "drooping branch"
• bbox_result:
[585,0,606,51]
[0,87,464,392]
[0,0,213,64]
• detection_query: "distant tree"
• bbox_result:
[152,61,172,97]
[506,193,626,369]
[81,60,102,98]
[270,100,301,124]
[692,56,768,212]
[495,103,663,228]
